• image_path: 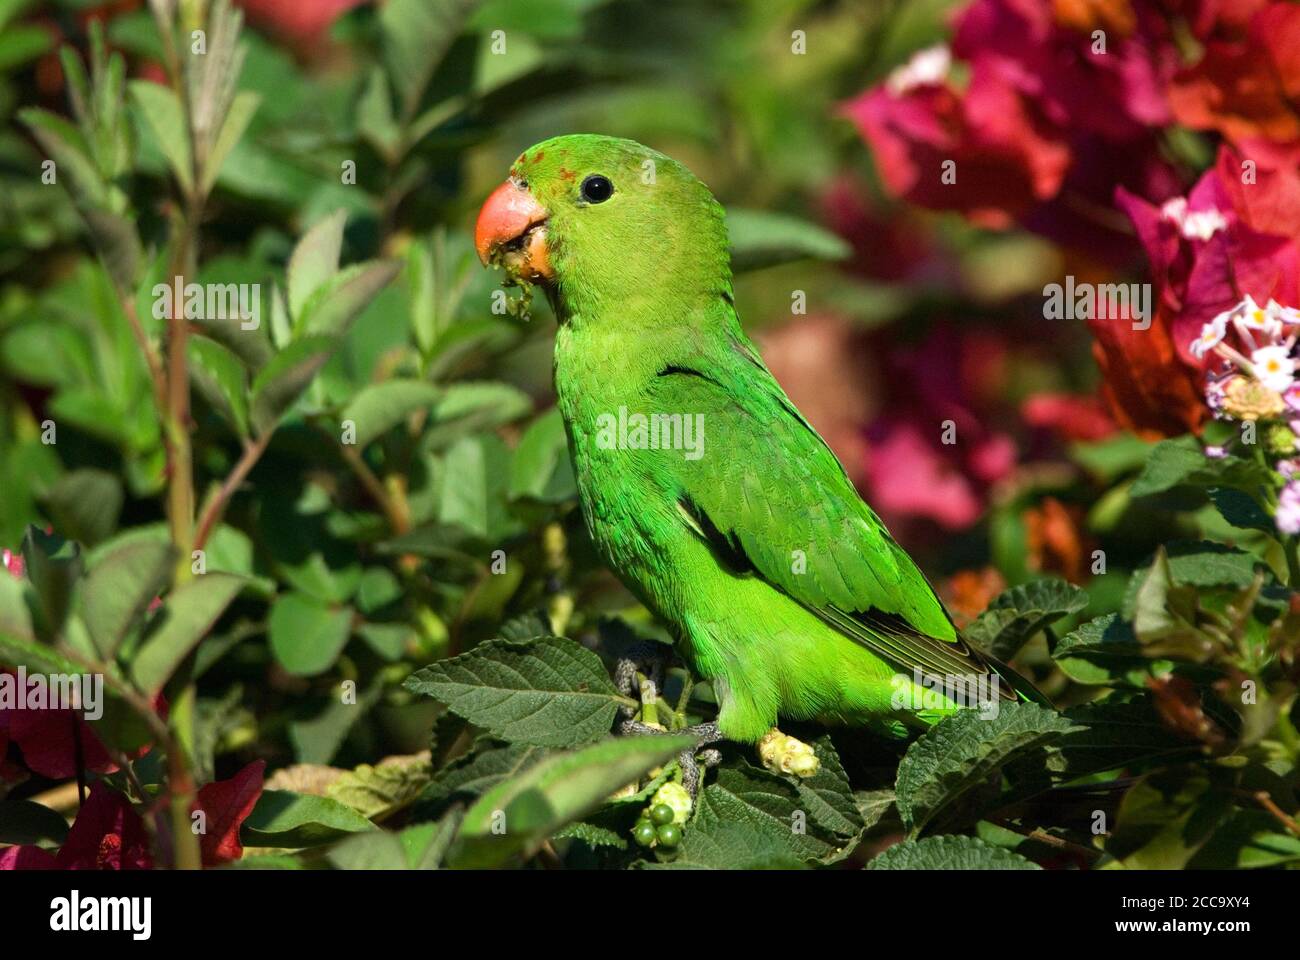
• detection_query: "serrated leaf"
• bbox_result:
[642,821,806,869]
[965,577,1089,659]
[793,736,863,839]
[129,572,245,696]
[342,379,440,448]
[868,835,1040,870]
[81,539,175,658]
[327,756,432,821]
[414,741,546,818]
[895,701,1076,837]
[448,734,692,868]
[552,821,628,851]
[403,636,631,747]
[1129,436,1267,498]
[693,762,844,863]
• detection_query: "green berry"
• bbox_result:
[633,820,658,848]
[649,803,675,825]
[656,823,682,848]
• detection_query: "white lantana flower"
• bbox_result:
[1191,310,1229,359]
[1251,344,1295,393]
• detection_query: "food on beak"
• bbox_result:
[475,179,552,282]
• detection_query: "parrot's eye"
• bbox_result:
[580,174,614,204]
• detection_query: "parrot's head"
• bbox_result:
[474,134,730,320]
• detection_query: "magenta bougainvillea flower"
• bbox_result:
[841,0,1180,239]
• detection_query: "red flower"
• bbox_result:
[194,760,265,866]
[56,782,154,870]
[0,671,117,780]
[1167,2,1300,144]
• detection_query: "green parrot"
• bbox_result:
[475,134,1034,786]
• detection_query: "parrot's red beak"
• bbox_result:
[474,179,553,282]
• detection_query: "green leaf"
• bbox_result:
[327,756,433,820]
[129,573,245,696]
[1051,614,1164,688]
[425,381,533,448]
[42,469,123,547]
[189,335,250,437]
[1208,487,1274,533]
[404,635,630,747]
[447,734,693,868]
[242,790,375,848]
[342,379,440,448]
[200,90,259,196]
[895,701,1076,837]
[287,210,347,321]
[642,822,806,869]
[964,577,1089,659]
[0,633,85,675]
[268,592,353,677]
[438,433,520,539]
[129,79,193,195]
[868,835,1041,870]
[793,735,863,839]
[414,741,545,818]
[693,762,845,863]
[249,334,337,435]
[380,0,482,119]
[20,526,82,641]
[19,107,107,206]
[297,259,402,338]
[1129,436,1267,498]
[726,207,851,272]
[0,798,70,847]
[552,821,628,851]
[81,539,175,659]
[509,407,576,503]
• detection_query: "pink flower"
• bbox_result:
[1117,153,1300,369]
[842,0,1181,242]
[1277,480,1300,535]
[1,548,22,580]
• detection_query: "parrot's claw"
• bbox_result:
[614,642,670,718]
[617,719,723,799]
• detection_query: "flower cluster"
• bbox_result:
[1191,295,1300,534]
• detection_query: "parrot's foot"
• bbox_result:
[757,728,821,778]
[613,642,671,718]
[618,719,723,798]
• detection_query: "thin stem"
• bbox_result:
[193,431,272,551]
[339,443,409,533]
[1251,790,1300,837]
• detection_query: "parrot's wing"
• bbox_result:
[650,335,1016,698]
